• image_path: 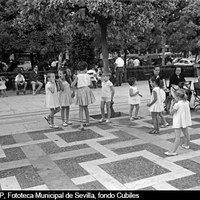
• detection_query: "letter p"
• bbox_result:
[0,192,4,198]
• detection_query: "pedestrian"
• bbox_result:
[58,69,74,127]
[44,73,60,128]
[99,72,115,123]
[165,89,192,156]
[30,65,43,95]
[128,77,141,121]
[71,61,95,131]
[147,76,164,134]
[0,76,8,97]
[115,53,124,86]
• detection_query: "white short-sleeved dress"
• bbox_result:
[0,81,6,90]
[149,87,164,112]
[128,86,140,105]
[172,100,192,128]
[59,81,73,107]
[45,82,60,109]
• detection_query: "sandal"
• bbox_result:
[78,126,85,131]
[181,144,190,149]
[99,118,106,123]
[149,129,160,134]
[160,123,169,128]
[134,116,141,120]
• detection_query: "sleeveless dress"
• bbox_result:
[59,81,73,107]
[45,82,60,109]
[128,86,140,105]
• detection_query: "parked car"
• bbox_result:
[172,57,182,64]
[17,61,32,71]
[174,58,195,66]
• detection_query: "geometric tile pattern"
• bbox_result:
[1,112,200,190]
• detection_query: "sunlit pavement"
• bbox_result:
[1,78,200,190]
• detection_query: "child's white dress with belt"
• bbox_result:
[45,82,60,109]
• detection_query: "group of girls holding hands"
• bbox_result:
[45,61,192,156]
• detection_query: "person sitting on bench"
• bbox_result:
[15,72,27,95]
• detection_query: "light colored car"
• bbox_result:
[17,61,32,71]
[174,58,195,66]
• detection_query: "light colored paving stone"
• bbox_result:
[0,176,21,190]
[71,175,96,185]
[13,133,33,143]
[50,148,98,161]
[0,145,6,158]
[153,182,179,190]
[0,159,30,171]
[191,138,200,145]
[23,184,49,190]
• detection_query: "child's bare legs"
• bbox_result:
[159,112,168,125]
[134,104,139,118]
[171,129,181,153]
[129,105,134,119]
[83,106,89,124]
[182,127,190,146]
[61,107,66,123]
[152,112,159,131]
[50,109,55,125]
[79,106,84,129]
[65,106,70,123]
[100,101,106,120]
[106,101,111,121]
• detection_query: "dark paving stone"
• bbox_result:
[0,135,16,146]
[192,118,200,123]
[0,165,44,189]
[95,124,114,130]
[78,181,107,190]
[168,173,200,190]
[58,129,102,143]
[175,159,200,174]
[55,153,105,178]
[113,143,167,158]
[99,156,170,184]
[191,124,200,129]
[28,132,48,141]
[0,147,27,163]
[38,142,89,155]
[144,117,173,125]
[25,127,64,135]
[91,112,128,120]
[139,186,156,190]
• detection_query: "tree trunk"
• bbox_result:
[98,17,110,73]
[124,48,128,82]
[161,34,166,66]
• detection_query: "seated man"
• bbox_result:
[15,72,27,95]
[30,65,43,95]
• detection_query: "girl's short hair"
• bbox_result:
[174,88,187,101]
[46,73,54,81]
[150,76,160,86]
[128,77,137,86]
[58,69,71,84]
[77,61,88,71]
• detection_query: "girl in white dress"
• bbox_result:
[165,89,192,156]
[58,69,74,127]
[128,77,142,120]
[44,73,60,128]
[0,76,8,97]
[71,61,95,131]
[147,76,164,134]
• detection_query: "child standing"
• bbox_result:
[99,73,115,123]
[58,69,74,127]
[165,89,192,156]
[44,73,60,128]
[147,76,164,134]
[71,61,95,131]
[0,76,8,97]
[128,77,141,121]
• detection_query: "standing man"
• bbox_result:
[115,53,124,86]
[30,65,43,95]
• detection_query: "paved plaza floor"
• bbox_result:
[0,78,200,190]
